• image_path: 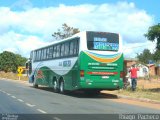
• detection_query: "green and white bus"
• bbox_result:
[27,31,124,94]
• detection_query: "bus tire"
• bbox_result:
[33,76,38,88]
[33,80,38,88]
[53,80,59,93]
[59,80,65,94]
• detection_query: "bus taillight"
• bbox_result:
[120,71,124,78]
[80,70,84,77]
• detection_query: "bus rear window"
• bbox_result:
[87,32,119,51]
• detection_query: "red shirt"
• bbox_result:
[129,68,139,78]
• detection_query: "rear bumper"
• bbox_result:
[79,81,123,90]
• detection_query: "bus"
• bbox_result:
[26,31,124,94]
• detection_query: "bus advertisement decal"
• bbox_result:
[36,70,44,79]
[87,71,118,75]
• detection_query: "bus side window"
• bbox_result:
[73,39,78,55]
[39,49,42,61]
[35,51,38,61]
[43,49,47,60]
[36,50,38,61]
[61,43,65,57]
[49,46,53,59]
[64,42,69,56]
[38,50,41,61]
[76,38,79,55]
[69,41,74,56]
[46,48,49,59]
[56,45,60,58]
[41,49,44,60]
[53,46,56,59]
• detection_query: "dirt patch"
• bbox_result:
[138,79,160,89]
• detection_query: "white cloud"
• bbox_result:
[0,31,49,57]
[123,41,156,58]
[0,2,155,58]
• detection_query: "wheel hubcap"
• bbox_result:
[60,82,63,92]
[54,81,57,90]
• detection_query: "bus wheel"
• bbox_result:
[59,81,65,94]
[53,80,59,93]
[33,76,38,88]
[33,81,38,88]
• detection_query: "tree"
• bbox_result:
[15,54,27,69]
[153,50,160,62]
[137,49,153,64]
[52,23,80,40]
[145,23,160,50]
[0,51,27,73]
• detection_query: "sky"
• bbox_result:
[0,0,159,58]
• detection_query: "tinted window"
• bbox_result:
[73,39,78,55]
[64,42,69,56]
[43,49,47,60]
[56,45,60,58]
[53,46,56,58]
[69,41,74,55]
[87,32,119,51]
[33,37,79,62]
[48,47,53,59]
[35,51,38,61]
[69,38,79,56]
[46,48,50,59]
[38,50,41,61]
[60,44,65,57]
[41,49,44,60]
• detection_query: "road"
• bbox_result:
[0,79,160,120]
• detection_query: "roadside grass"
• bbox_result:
[114,79,160,102]
[0,71,28,81]
[117,88,160,102]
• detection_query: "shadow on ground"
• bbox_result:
[30,86,118,99]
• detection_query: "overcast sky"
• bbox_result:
[0,0,159,58]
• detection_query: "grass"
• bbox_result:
[0,71,28,81]
[117,88,160,102]
[114,79,160,102]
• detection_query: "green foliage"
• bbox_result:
[137,49,160,64]
[0,51,27,73]
[137,49,153,64]
[52,23,80,40]
[145,23,160,50]
[15,54,27,66]
[153,50,160,62]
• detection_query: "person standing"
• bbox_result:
[129,64,139,91]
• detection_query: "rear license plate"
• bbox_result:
[102,76,109,79]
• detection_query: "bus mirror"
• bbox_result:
[26,62,28,69]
